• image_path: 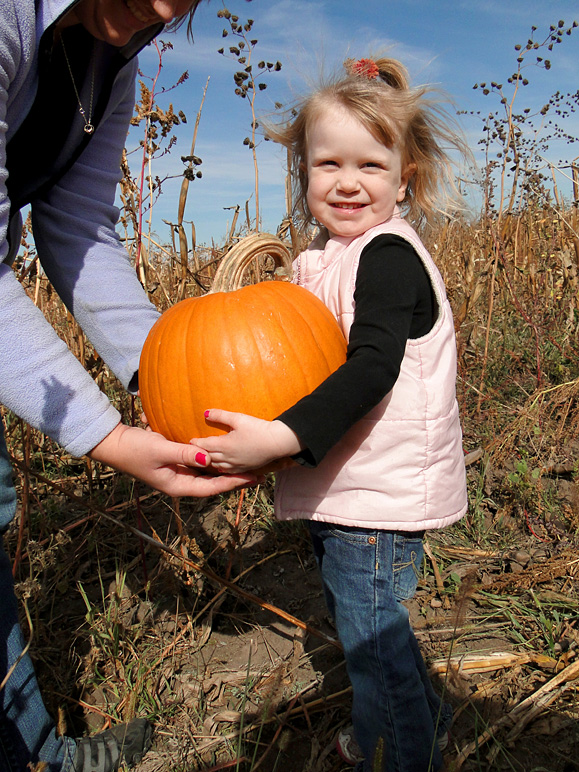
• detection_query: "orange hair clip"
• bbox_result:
[345,58,380,79]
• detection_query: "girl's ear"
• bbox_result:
[397,162,417,201]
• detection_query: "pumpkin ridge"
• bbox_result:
[270,283,345,393]
[193,293,232,438]
[296,291,345,379]
[227,285,285,419]
[158,304,182,441]
[141,316,167,438]
[261,285,316,398]
[240,290,279,418]
[183,298,202,440]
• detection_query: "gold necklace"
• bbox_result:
[60,36,95,135]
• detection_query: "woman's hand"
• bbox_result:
[88,422,258,497]
[192,410,303,474]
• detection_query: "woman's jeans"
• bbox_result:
[309,521,452,772]
[0,420,76,771]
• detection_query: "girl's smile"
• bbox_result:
[125,0,165,24]
[305,104,414,239]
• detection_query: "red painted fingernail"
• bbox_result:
[195,452,207,466]
[204,410,210,418]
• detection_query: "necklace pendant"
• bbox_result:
[60,37,95,137]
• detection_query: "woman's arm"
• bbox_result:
[31,58,159,392]
[0,35,256,496]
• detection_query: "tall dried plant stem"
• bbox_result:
[177,77,210,300]
[144,151,155,275]
[119,150,139,250]
[241,42,260,230]
[477,94,516,411]
[550,165,563,208]
[283,147,301,255]
[495,91,519,222]
[477,60,548,410]
[250,104,259,230]
[225,205,241,245]
[135,38,164,289]
[477,246,498,413]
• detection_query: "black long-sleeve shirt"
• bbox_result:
[277,234,435,466]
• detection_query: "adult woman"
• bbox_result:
[0,1,250,769]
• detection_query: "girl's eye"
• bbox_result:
[363,161,383,169]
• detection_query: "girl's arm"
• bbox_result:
[193,412,303,473]
[194,235,434,473]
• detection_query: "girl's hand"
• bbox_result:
[89,422,257,497]
[192,409,303,474]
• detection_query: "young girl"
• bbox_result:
[195,56,468,772]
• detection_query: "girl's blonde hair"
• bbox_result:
[266,57,468,231]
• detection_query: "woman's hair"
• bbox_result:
[266,56,468,231]
[166,0,205,40]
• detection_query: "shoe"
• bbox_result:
[336,726,364,766]
[436,729,450,752]
[71,718,152,772]
[336,725,450,766]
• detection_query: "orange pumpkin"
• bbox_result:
[139,278,347,444]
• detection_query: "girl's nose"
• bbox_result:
[336,169,360,193]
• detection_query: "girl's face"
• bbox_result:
[60,0,197,46]
[306,104,414,239]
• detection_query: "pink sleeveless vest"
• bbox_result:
[274,214,468,531]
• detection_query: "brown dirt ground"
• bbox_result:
[7,462,579,772]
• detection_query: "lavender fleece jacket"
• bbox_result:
[0,0,163,457]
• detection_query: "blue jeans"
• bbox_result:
[0,420,76,771]
[309,521,452,772]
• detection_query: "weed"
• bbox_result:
[217,7,282,231]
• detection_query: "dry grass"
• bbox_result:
[4,200,579,772]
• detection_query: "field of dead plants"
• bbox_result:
[2,14,579,772]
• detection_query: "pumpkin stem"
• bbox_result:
[209,232,293,293]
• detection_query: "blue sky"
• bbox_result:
[129,0,579,247]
